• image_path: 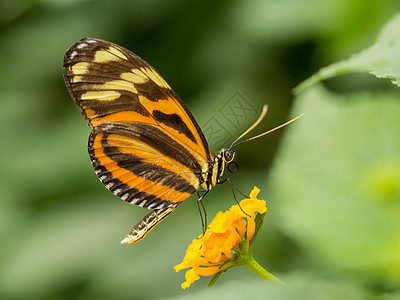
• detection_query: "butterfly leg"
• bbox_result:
[121,203,180,244]
[197,189,210,202]
[224,178,250,217]
[224,177,249,198]
[217,178,228,184]
[197,189,210,235]
[217,176,249,198]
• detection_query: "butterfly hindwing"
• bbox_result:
[89,122,201,209]
[63,38,212,216]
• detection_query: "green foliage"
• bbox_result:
[1,0,400,299]
[270,9,400,296]
[294,13,400,93]
[271,85,400,285]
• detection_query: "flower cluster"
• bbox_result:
[174,186,268,289]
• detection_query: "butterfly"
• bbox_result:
[63,38,300,244]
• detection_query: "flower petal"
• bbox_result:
[175,186,267,289]
[181,268,200,289]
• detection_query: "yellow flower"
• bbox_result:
[174,186,268,289]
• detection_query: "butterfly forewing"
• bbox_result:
[63,38,213,241]
[63,38,211,162]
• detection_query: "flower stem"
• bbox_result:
[243,256,286,285]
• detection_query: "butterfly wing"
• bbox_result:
[63,38,212,242]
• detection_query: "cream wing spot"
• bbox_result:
[76,43,87,49]
[71,62,90,75]
[153,69,171,89]
[91,80,138,94]
[147,202,156,209]
[81,90,121,101]
[106,182,114,189]
[69,51,78,59]
[94,50,119,63]
[72,76,85,83]
[130,198,139,204]
[137,202,146,208]
[93,47,128,63]
[141,67,170,89]
[131,68,147,78]
[108,47,128,60]
[121,71,148,84]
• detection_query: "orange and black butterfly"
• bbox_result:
[63,38,300,244]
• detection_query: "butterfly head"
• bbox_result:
[222,148,236,163]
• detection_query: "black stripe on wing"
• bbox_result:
[97,122,203,174]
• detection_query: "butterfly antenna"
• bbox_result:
[230,105,269,148]
[231,106,303,149]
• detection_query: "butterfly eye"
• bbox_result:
[223,149,235,163]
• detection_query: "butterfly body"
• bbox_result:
[63,38,235,243]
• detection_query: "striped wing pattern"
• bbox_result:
[63,38,213,241]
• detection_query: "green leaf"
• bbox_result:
[207,271,224,287]
[249,212,266,251]
[294,13,400,93]
[271,84,400,286]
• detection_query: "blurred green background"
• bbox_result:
[1,0,400,299]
